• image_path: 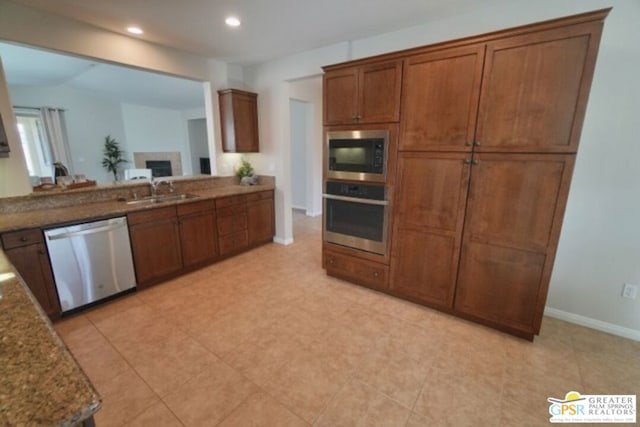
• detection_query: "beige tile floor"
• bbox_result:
[54,212,640,426]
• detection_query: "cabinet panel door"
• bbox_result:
[323,68,358,125]
[247,198,274,246]
[358,61,402,124]
[454,153,575,334]
[233,93,259,152]
[462,154,574,252]
[5,243,61,318]
[455,242,546,330]
[179,211,218,268]
[400,45,484,151]
[476,22,603,153]
[130,219,182,286]
[390,152,471,307]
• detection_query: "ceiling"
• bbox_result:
[7,0,488,65]
[0,42,205,110]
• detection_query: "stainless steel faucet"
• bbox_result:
[150,179,175,196]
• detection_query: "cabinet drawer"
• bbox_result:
[324,250,388,290]
[217,213,248,236]
[1,228,44,249]
[217,204,246,217]
[128,206,177,226]
[219,230,249,255]
[177,199,215,216]
[215,195,246,209]
[245,190,273,202]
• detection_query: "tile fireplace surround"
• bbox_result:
[133,152,183,177]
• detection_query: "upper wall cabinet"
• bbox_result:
[323,60,402,125]
[476,23,603,153]
[218,89,259,153]
[400,45,485,152]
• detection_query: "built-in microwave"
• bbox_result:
[326,129,389,182]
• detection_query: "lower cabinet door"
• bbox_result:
[129,219,183,287]
[389,152,470,308]
[5,243,61,319]
[179,211,218,268]
[453,153,575,334]
[247,197,274,246]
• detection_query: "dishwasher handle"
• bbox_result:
[47,219,127,241]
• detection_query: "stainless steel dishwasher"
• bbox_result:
[45,216,137,313]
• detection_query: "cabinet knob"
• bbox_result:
[464,158,472,164]
[373,271,379,277]
[475,141,482,147]
[472,159,479,165]
[465,141,473,146]
[19,236,28,242]
[38,249,45,255]
[328,258,334,264]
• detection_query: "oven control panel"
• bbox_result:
[325,181,385,200]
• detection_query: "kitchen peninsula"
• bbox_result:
[0,175,275,317]
[0,251,100,426]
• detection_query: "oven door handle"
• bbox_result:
[322,194,389,206]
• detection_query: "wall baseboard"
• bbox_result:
[273,236,294,245]
[544,306,640,342]
[306,210,322,217]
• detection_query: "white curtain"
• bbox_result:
[39,107,74,176]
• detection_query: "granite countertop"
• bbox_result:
[0,183,275,233]
[0,252,101,425]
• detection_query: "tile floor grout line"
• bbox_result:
[82,309,170,425]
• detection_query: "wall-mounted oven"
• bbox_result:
[326,129,389,182]
[323,181,388,255]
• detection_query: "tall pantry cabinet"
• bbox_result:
[320,9,609,339]
[390,12,607,338]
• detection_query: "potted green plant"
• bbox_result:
[235,158,257,185]
[101,135,128,181]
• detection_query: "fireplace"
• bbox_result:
[133,152,182,177]
[146,160,172,178]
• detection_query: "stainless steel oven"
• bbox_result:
[326,129,388,182]
[323,181,388,255]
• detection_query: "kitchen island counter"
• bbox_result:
[0,251,101,426]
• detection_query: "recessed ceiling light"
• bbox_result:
[127,26,144,35]
[225,16,241,27]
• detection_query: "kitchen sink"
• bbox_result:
[125,193,199,205]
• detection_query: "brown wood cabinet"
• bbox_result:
[389,152,471,308]
[324,249,388,291]
[128,207,183,288]
[177,200,218,269]
[1,229,61,319]
[323,60,402,125]
[322,9,609,339]
[218,89,259,153]
[400,45,484,152]
[247,190,275,246]
[476,23,602,153]
[216,195,249,256]
[453,154,575,334]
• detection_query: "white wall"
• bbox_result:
[0,0,238,195]
[0,57,30,196]
[290,99,307,210]
[245,0,640,337]
[187,118,208,174]
[120,103,191,175]
[8,84,128,183]
[290,77,323,217]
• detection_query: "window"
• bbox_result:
[14,109,52,179]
